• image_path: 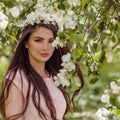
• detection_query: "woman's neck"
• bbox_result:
[30,60,50,78]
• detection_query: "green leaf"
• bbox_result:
[116,28,120,40]
[0,0,15,8]
[93,50,102,61]
[70,33,83,43]
[100,31,108,40]
[78,23,84,33]
[68,0,74,7]
[63,1,71,9]
[87,9,95,21]
[71,76,80,91]
[115,96,120,109]
[82,0,88,10]
[58,32,69,41]
[0,56,9,81]
[110,95,116,106]
[72,48,82,60]
[93,43,98,50]
[98,22,105,32]
[88,28,97,39]
[111,36,116,43]
[0,0,10,2]
[112,109,120,116]
[80,63,88,76]
[58,3,65,10]
[58,1,71,10]
[90,77,98,84]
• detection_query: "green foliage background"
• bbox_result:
[0,0,120,120]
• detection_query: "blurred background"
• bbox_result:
[0,0,120,120]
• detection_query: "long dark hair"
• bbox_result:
[0,22,84,120]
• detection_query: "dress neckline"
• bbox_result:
[43,76,52,79]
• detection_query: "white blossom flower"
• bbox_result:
[9,6,20,18]
[94,0,102,3]
[0,11,8,30]
[103,29,111,34]
[16,0,26,2]
[91,6,97,13]
[62,53,71,63]
[101,94,110,104]
[61,62,75,72]
[67,10,74,16]
[54,76,61,86]
[64,12,77,30]
[64,19,76,29]
[54,69,70,87]
[111,18,117,25]
[95,107,111,120]
[110,81,120,94]
[52,37,63,48]
[90,61,98,72]
[104,89,110,94]
[73,0,81,6]
[61,53,76,72]
[71,43,76,50]
[105,52,113,63]
[59,69,67,74]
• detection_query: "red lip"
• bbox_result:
[40,53,49,57]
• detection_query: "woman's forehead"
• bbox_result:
[29,26,54,38]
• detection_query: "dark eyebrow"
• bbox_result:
[34,36,55,40]
[49,37,55,40]
[34,37,43,39]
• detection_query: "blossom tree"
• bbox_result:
[0,0,120,120]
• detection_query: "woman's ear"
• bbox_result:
[24,42,28,48]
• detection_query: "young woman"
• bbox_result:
[0,21,84,120]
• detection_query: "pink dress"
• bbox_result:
[6,70,67,120]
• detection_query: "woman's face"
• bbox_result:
[25,26,55,64]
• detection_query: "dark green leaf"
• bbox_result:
[87,9,95,21]
[62,1,70,9]
[88,28,97,39]
[0,0,15,8]
[90,77,98,84]
[110,95,116,106]
[116,28,120,40]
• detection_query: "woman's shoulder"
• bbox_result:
[6,68,25,80]
[5,68,28,95]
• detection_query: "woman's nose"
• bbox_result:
[42,42,48,50]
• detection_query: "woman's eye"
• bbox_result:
[34,39,42,42]
[49,40,54,43]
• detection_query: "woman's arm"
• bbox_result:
[5,83,24,120]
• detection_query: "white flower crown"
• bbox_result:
[18,0,77,32]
